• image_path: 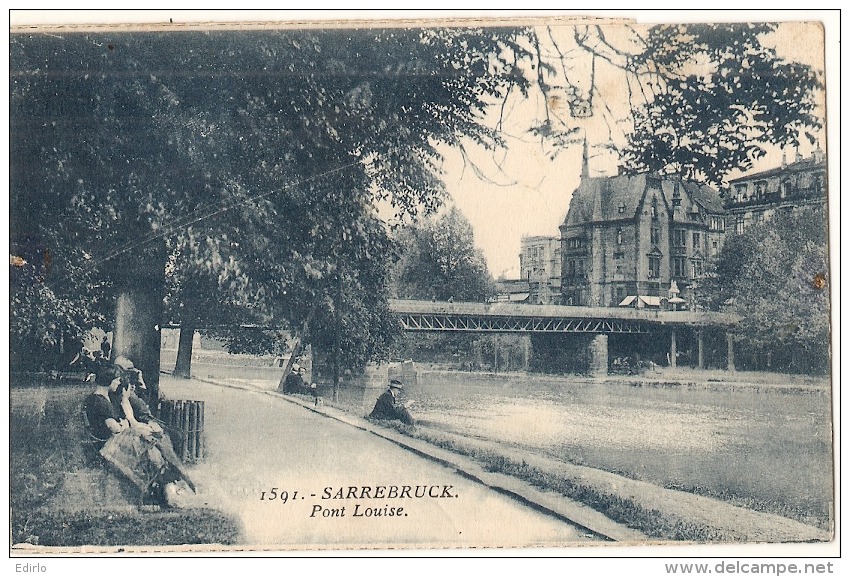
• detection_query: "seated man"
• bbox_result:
[369,379,415,426]
[283,364,318,398]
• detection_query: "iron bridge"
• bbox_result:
[389,299,738,335]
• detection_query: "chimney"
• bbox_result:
[795,148,803,163]
[813,141,825,164]
[781,150,788,168]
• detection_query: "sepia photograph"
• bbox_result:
[7,9,838,561]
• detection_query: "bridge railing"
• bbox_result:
[388,299,739,327]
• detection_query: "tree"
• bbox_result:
[10,27,526,385]
[393,207,492,302]
[697,206,829,373]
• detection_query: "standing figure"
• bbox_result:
[100,335,111,361]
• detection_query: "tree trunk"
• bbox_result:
[112,241,166,406]
[276,305,317,394]
[174,320,196,379]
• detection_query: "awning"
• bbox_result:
[619,295,662,308]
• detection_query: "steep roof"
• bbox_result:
[562,173,724,228]
[680,180,725,213]
[562,174,648,227]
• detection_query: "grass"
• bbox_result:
[382,423,752,542]
[11,380,243,548]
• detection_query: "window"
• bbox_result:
[617,228,624,245]
[613,251,624,260]
[755,181,766,198]
[673,257,687,278]
[736,216,745,234]
[568,260,576,276]
[754,212,764,224]
[615,285,627,304]
[651,199,658,220]
[711,240,719,257]
[618,202,626,214]
[692,232,701,249]
[782,181,793,198]
[673,229,686,247]
[650,227,661,245]
[648,256,661,279]
[734,183,747,201]
[691,260,703,279]
[709,216,725,231]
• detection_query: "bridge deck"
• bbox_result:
[389,299,738,334]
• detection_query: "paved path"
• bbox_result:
[159,377,593,549]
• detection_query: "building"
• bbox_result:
[560,169,726,308]
[488,278,530,303]
[519,235,561,304]
[723,147,826,234]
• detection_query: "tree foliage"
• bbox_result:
[10,27,525,371]
[522,23,823,187]
[392,207,492,302]
[697,207,829,373]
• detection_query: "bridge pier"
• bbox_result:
[697,329,705,369]
[589,334,608,376]
[670,328,677,368]
[727,333,736,372]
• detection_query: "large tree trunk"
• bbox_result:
[173,320,196,379]
[112,242,166,406]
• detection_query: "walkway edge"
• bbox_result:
[190,376,643,542]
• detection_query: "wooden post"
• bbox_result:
[188,402,196,462]
[697,329,705,369]
[197,401,205,461]
[181,401,190,462]
[670,329,678,368]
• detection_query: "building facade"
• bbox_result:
[723,148,827,234]
[560,173,726,308]
[519,235,561,304]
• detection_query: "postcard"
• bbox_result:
[8,10,838,562]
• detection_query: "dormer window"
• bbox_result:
[618,202,626,214]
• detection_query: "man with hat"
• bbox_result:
[369,379,415,425]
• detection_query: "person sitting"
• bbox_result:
[113,357,160,432]
[369,379,415,426]
[84,365,129,444]
[283,364,319,399]
[86,361,195,507]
